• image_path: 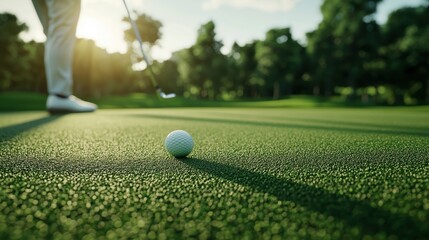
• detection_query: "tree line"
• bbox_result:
[1,0,428,105]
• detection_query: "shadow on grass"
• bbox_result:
[218,112,429,133]
[181,158,427,238]
[132,114,429,137]
[288,117,429,134]
[0,114,63,142]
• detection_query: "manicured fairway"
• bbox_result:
[0,107,428,239]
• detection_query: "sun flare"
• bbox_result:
[76,17,124,53]
[77,17,103,40]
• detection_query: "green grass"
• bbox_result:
[0,92,46,111]
[0,92,370,111]
[95,93,354,108]
[1,107,428,239]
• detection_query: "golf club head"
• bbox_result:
[157,89,176,99]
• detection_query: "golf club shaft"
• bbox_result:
[122,0,160,90]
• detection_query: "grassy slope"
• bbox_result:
[0,92,372,111]
[0,92,46,111]
[0,107,428,239]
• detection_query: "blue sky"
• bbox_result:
[0,0,425,60]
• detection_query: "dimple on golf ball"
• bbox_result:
[164,130,194,158]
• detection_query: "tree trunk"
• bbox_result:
[324,69,332,97]
[285,81,293,97]
[252,87,258,98]
[426,79,429,104]
[394,88,404,105]
[361,92,369,104]
[313,85,320,96]
[324,78,332,97]
[273,80,280,100]
[347,76,356,102]
[374,84,379,105]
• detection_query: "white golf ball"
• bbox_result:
[164,130,194,158]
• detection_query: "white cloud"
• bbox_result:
[202,0,300,12]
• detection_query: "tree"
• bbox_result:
[307,0,382,99]
[147,60,180,95]
[123,13,162,47]
[381,5,429,104]
[122,13,163,94]
[73,38,135,98]
[255,28,305,99]
[0,12,29,91]
[177,21,228,99]
[229,41,258,98]
[24,41,46,93]
[123,13,162,67]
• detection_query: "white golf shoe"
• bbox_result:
[47,95,97,113]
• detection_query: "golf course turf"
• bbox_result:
[0,107,428,239]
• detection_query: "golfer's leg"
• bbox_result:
[45,0,81,96]
[32,0,49,36]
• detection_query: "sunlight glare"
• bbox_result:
[77,16,126,53]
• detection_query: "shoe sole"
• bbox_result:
[48,108,96,114]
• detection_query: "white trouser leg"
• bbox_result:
[32,0,81,96]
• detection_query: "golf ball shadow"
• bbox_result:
[165,130,194,158]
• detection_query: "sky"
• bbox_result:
[0,0,426,61]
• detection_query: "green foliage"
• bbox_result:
[255,28,306,99]
[123,13,162,67]
[175,21,229,99]
[0,13,29,91]
[24,41,46,93]
[73,39,136,98]
[229,42,258,98]
[123,13,162,47]
[380,5,429,104]
[307,0,382,98]
[151,60,179,94]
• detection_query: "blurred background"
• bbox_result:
[0,0,428,107]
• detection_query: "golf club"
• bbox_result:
[122,0,176,99]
